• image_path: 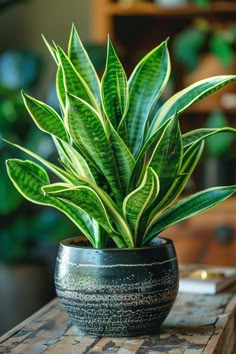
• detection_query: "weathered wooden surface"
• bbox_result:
[0,287,236,354]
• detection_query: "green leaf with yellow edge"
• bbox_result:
[43,183,131,248]
[22,91,68,141]
[148,114,183,204]
[68,24,101,107]
[56,65,66,109]
[123,167,159,242]
[101,38,129,129]
[6,159,96,246]
[56,45,99,112]
[144,185,236,245]
[65,93,122,204]
[183,127,236,149]
[149,75,236,138]
[148,140,204,220]
[119,40,170,156]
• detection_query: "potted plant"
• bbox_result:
[5,25,236,336]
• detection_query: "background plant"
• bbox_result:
[173,18,236,73]
[6,25,236,249]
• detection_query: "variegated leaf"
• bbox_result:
[123,167,159,241]
[68,24,101,107]
[119,40,170,156]
[109,124,135,194]
[183,127,236,148]
[144,185,236,245]
[65,93,122,204]
[54,138,96,182]
[42,35,59,64]
[101,38,129,128]
[6,159,96,246]
[149,75,236,138]
[56,45,99,112]
[22,91,68,141]
[148,140,204,221]
[56,65,66,109]
[148,114,183,203]
[43,183,131,248]
[4,139,76,184]
[128,119,170,191]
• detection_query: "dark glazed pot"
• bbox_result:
[54,236,179,337]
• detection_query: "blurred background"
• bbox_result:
[0,0,235,335]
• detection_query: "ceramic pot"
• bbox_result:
[54,236,179,337]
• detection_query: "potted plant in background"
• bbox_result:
[172,18,236,110]
[202,110,235,189]
[5,25,236,336]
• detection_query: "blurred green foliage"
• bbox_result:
[173,19,236,72]
[204,110,235,158]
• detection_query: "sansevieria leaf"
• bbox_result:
[144,185,236,245]
[148,75,236,138]
[119,40,170,156]
[148,114,183,203]
[43,183,131,248]
[183,127,236,148]
[6,159,96,246]
[4,139,76,184]
[22,91,68,141]
[68,24,101,107]
[123,167,159,240]
[56,45,99,112]
[101,38,129,129]
[65,93,122,204]
[42,35,59,64]
[109,124,135,194]
[148,140,204,219]
[56,65,66,109]
[54,138,96,183]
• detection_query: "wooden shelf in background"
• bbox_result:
[104,2,236,17]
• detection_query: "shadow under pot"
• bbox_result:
[54,236,179,337]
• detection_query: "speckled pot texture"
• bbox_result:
[54,236,179,337]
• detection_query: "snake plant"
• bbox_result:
[6,25,236,248]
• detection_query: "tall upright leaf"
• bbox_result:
[119,40,170,156]
[68,24,101,107]
[109,124,135,194]
[101,38,129,129]
[56,45,99,112]
[123,167,159,241]
[148,140,204,220]
[148,114,183,203]
[56,65,66,109]
[65,93,122,204]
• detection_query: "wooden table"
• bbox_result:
[0,288,236,354]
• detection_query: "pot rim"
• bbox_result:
[60,236,173,252]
